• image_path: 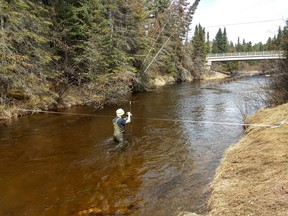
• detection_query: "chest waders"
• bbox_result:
[113,117,125,143]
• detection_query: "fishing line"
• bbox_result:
[18,109,114,118]
[17,109,286,128]
[133,116,283,128]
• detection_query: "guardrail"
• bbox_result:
[207,51,284,59]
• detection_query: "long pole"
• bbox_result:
[129,101,133,135]
[143,35,171,74]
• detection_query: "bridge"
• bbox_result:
[206,51,285,68]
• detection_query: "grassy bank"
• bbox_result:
[179,103,288,216]
[208,103,288,216]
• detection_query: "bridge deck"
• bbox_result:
[207,51,284,63]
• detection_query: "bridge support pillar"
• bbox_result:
[205,60,212,71]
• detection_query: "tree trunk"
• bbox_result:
[0,16,4,30]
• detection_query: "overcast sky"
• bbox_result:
[188,0,288,44]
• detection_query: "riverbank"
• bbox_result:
[181,103,288,216]
[208,103,288,216]
[0,70,228,122]
[0,71,135,121]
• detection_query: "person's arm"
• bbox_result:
[125,112,132,123]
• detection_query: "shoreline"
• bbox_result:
[207,103,288,215]
[180,103,288,216]
[0,71,230,122]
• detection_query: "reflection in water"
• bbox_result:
[0,76,268,215]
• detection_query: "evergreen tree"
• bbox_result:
[266,37,274,50]
[211,28,228,53]
[253,42,264,51]
[212,28,221,53]
[276,26,284,49]
[0,0,203,111]
[190,24,207,75]
[141,0,200,76]
[228,41,236,52]
[236,37,241,52]
[53,0,92,84]
[138,0,172,74]
[242,39,247,52]
[246,41,253,52]
[206,32,211,53]
[0,0,57,106]
[221,27,228,52]
[191,24,207,62]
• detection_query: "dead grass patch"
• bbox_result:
[208,103,288,216]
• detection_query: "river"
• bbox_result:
[0,76,268,216]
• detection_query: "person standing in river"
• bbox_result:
[112,108,132,147]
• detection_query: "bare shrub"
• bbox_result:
[85,71,136,107]
[266,20,288,105]
[235,79,269,122]
[267,59,288,105]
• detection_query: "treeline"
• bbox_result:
[190,24,286,72]
[211,26,285,53]
[0,0,200,111]
[192,25,285,54]
[0,0,286,115]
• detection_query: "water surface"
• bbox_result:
[0,76,268,216]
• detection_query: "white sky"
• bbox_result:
[188,0,288,44]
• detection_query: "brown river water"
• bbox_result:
[0,76,267,216]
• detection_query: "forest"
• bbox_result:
[0,0,287,118]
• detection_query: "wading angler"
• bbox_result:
[112,108,132,147]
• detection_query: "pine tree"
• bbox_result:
[85,0,148,75]
[275,26,284,50]
[221,27,229,52]
[212,28,222,53]
[0,0,57,106]
[141,0,174,75]
[236,37,241,52]
[53,0,92,84]
[141,0,201,76]
[191,24,207,61]
[252,42,264,51]
[246,41,253,52]
[190,24,207,76]
[206,32,211,53]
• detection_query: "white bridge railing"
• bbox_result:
[207,51,284,62]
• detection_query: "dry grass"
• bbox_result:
[208,103,288,216]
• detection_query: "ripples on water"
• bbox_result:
[0,76,268,216]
